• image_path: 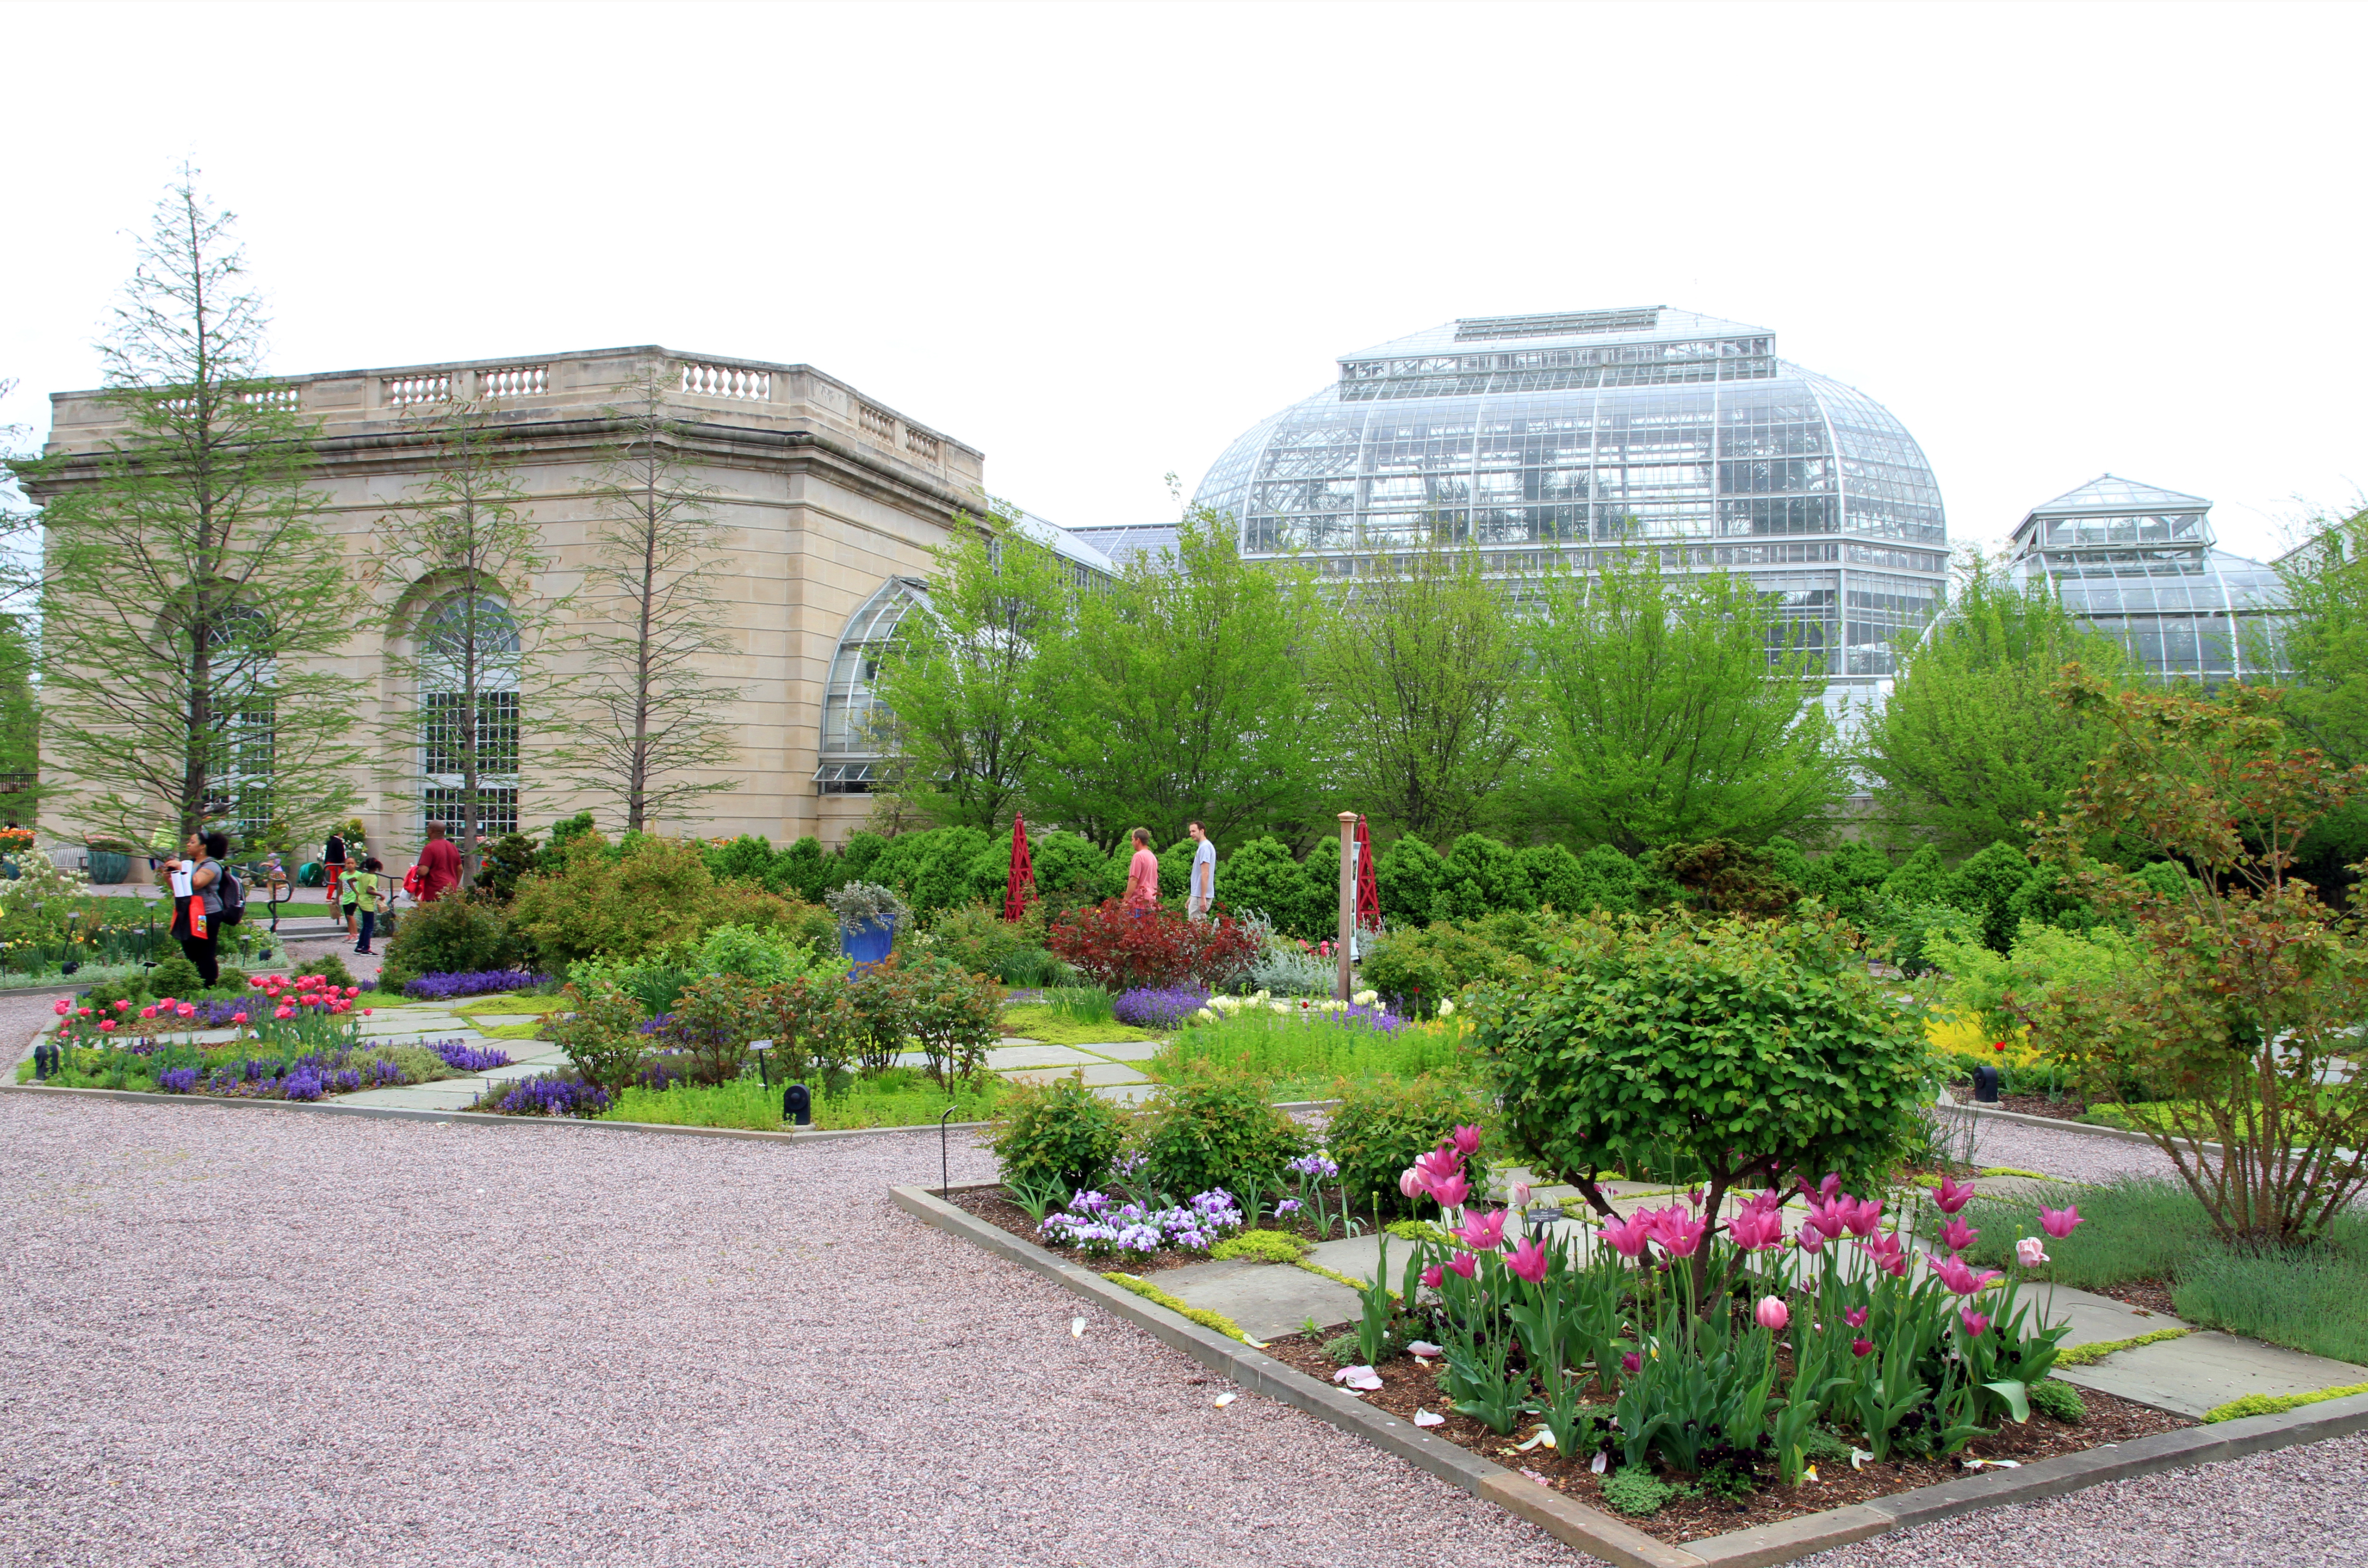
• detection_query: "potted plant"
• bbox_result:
[826,881,907,969]
[83,837,133,887]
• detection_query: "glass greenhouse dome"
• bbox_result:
[1179,308,1949,710]
[2002,475,2285,683]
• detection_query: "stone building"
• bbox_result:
[31,345,1110,852]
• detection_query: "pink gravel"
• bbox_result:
[1,1069,2359,1566]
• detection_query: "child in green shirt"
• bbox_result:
[346,857,384,955]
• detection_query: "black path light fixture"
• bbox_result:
[1972,1063,2002,1104]
[783,1081,812,1127]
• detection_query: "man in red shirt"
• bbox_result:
[416,821,464,902]
[1122,827,1159,913]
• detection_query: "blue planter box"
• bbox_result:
[840,916,897,968]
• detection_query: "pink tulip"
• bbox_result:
[75,1007,92,1018]
[362,1008,373,1017]
[1844,1306,1868,1329]
[346,986,360,997]
[1445,1251,1477,1280]
[1814,1172,1843,1201]
[1729,1208,1785,1252]
[2039,1204,2083,1240]
[1933,1255,2003,1296]
[114,1000,130,1011]
[1451,1124,1481,1157]
[1508,1180,1532,1212]
[1794,1223,1826,1255]
[1851,1337,1875,1358]
[98,1020,116,1033]
[139,1006,157,1020]
[51,999,68,1016]
[1399,1167,1426,1200]
[1858,1233,1909,1277]
[2016,1237,2050,1268]
[1505,1237,1549,1284]
[1457,1210,1507,1252]
[1429,1172,1470,1212]
[1959,1308,1991,1338]
[1685,1187,1705,1209]
[1599,1214,1652,1258]
[1414,1146,1464,1185]
[1419,1265,1444,1289]
[1754,1296,1789,1332]
[157,997,176,1007]
[1650,1210,1708,1259]
[1620,1351,1642,1375]
[175,1004,195,1019]
[1940,1216,1979,1254]
[274,1006,293,1020]
[232,1012,248,1025]
[1841,1197,1884,1238]
[1933,1174,1977,1214]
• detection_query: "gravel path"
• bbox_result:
[1,1095,2359,1566]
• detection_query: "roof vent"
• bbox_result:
[1454,308,1662,341]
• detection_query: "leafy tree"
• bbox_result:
[869,501,1070,831]
[370,398,563,883]
[12,178,364,847]
[1306,543,1527,842]
[1527,547,1846,854]
[1028,508,1319,847]
[2025,667,2368,1246]
[556,367,741,831]
[2269,502,2368,874]
[1864,555,2126,856]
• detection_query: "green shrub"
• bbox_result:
[1324,1074,1493,1218]
[544,978,650,1098]
[925,901,1036,980]
[1434,833,1530,920]
[1926,920,2153,1040]
[901,954,1003,1088]
[1649,838,1803,920]
[1474,913,1929,1220]
[1361,920,1533,1016]
[1600,1468,1673,1517]
[291,951,358,992]
[1857,894,1983,975]
[475,832,542,903]
[704,834,777,886]
[992,1071,1129,1192]
[510,830,826,964]
[212,966,249,995]
[377,893,518,989]
[654,972,771,1085]
[772,836,829,902]
[690,922,837,986]
[1375,834,1444,926]
[149,952,202,998]
[1133,1063,1310,1199]
[871,826,996,918]
[1221,836,1324,937]
[2027,1378,2087,1424]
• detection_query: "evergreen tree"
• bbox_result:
[12,178,363,848]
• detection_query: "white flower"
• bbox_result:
[1352,989,1378,1006]
[2016,1236,2050,1267]
[1436,999,1457,1019]
[1192,1007,1218,1025]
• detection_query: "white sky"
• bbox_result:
[4,0,2363,562]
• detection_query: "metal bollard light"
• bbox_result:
[783,1081,812,1126]
[32,1042,57,1080]
[1972,1064,2001,1104]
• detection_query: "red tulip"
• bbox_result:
[1620,1351,1643,1375]
[1851,1337,1874,1358]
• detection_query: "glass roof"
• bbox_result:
[2002,474,2286,682]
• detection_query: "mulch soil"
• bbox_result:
[2089,1276,2184,1318]
[1253,1333,2192,1547]
[1948,1077,2091,1120]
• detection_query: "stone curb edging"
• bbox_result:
[890,1180,2368,1568]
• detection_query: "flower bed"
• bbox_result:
[26,1034,490,1102]
[1110,987,1207,1029]
[403,969,551,1002]
[1039,1188,1243,1256]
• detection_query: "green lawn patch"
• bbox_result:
[603,1067,1007,1131]
[999,1004,1155,1046]
[1958,1176,2222,1290]
[2174,1246,2368,1366]
[1145,1009,1465,1100]
[454,993,568,1018]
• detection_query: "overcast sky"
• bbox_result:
[4,0,2362,562]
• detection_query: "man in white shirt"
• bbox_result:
[1187,821,1216,920]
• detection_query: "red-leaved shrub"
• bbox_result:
[1046,900,1259,991]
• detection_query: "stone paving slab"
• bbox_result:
[2040,1283,2186,1348]
[1156,1255,1363,1341]
[1005,1062,1147,1089]
[1072,1039,1164,1062]
[981,1043,1105,1070]
[1091,1082,1157,1106]
[330,1084,484,1110]
[2059,1329,2368,1417]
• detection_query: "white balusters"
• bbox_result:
[384,373,451,407]
[859,404,895,442]
[476,364,548,399]
[678,360,771,401]
[904,426,941,463]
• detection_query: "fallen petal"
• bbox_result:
[1333,1365,1383,1391]
[1514,1427,1556,1451]
[1590,1450,1609,1475]
[1212,1392,1236,1408]
[1071,1317,1086,1339]
[1407,1341,1444,1359]
[1850,1448,1873,1471]
[1413,1407,1445,1428]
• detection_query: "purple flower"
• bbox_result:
[1111,988,1211,1029]
[431,1039,513,1072]
[157,1068,198,1093]
[403,970,551,1001]
[478,1072,608,1118]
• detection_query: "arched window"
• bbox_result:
[417,592,521,838]
[816,577,928,795]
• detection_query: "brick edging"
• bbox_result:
[891,1181,2368,1568]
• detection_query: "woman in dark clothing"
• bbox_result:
[323,830,348,931]
[161,830,229,987]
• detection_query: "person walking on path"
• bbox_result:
[415,821,463,903]
[322,829,348,932]
[1122,827,1159,913]
[160,831,227,988]
[1187,821,1215,920]
[349,857,384,955]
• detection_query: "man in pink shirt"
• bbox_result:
[1122,827,1160,912]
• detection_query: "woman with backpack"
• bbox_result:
[159,830,231,988]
